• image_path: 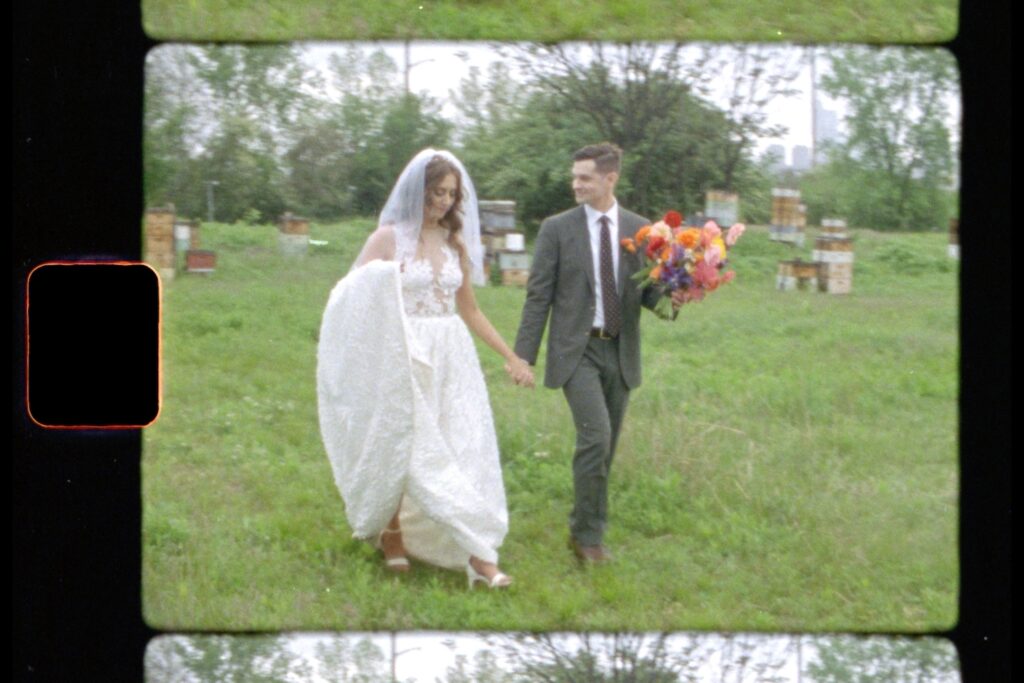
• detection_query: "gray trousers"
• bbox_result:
[562,335,630,546]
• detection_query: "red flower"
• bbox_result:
[663,211,683,228]
[645,235,666,259]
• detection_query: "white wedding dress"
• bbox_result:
[316,243,508,570]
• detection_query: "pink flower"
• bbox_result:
[705,244,723,268]
[692,259,719,289]
[650,221,673,240]
[725,223,746,247]
[701,220,722,248]
[720,270,736,284]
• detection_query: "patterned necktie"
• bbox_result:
[599,215,622,336]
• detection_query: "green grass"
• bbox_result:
[142,0,958,43]
[143,220,958,632]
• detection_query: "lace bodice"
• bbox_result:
[400,243,463,317]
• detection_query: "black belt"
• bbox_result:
[590,328,618,340]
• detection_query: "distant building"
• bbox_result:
[792,145,811,172]
[764,144,787,173]
[813,104,841,164]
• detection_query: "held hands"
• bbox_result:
[504,356,535,389]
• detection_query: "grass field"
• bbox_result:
[142,0,957,43]
[142,219,958,633]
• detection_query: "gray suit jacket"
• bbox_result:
[514,204,669,390]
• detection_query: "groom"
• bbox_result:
[513,142,685,564]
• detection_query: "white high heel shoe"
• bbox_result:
[466,560,512,589]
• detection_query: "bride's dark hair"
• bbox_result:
[425,154,470,267]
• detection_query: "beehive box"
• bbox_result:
[145,207,177,281]
[479,200,517,233]
[820,218,848,238]
[482,233,505,254]
[278,233,309,256]
[497,250,531,271]
[279,213,309,235]
[769,189,805,246]
[501,268,530,287]
[817,258,852,293]
[705,190,739,228]
[776,259,820,291]
[186,250,217,274]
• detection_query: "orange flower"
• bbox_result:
[650,264,662,280]
[635,225,652,242]
[676,228,700,248]
[620,238,637,253]
[660,246,673,261]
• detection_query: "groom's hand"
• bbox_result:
[670,288,688,311]
[505,357,536,389]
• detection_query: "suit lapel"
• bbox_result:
[569,206,596,295]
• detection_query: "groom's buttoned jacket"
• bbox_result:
[515,204,665,390]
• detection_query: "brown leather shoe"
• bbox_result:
[568,537,612,564]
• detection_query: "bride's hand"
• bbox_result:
[504,357,535,389]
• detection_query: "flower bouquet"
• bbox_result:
[621,210,746,319]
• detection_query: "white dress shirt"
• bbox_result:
[584,201,620,329]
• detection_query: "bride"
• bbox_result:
[317,149,534,589]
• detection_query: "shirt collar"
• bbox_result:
[584,200,618,228]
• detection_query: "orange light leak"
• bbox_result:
[25,260,164,430]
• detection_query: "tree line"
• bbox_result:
[144,44,959,234]
[145,632,960,682]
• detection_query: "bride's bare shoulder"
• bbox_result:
[359,223,397,261]
[370,223,398,243]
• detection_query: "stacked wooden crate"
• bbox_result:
[145,206,176,282]
[278,213,309,256]
[769,189,806,247]
[812,234,854,294]
[479,200,530,286]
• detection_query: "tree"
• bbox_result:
[468,42,786,224]
[308,635,418,683]
[144,46,207,215]
[711,634,796,683]
[147,634,308,683]
[685,45,803,192]
[806,635,960,682]
[187,44,314,153]
[145,636,193,683]
[283,47,452,220]
[440,649,513,683]
[143,44,318,222]
[197,112,290,223]
[454,83,602,235]
[817,46,959,230]
[448,60,525,145]
[497,43,701,216]
[486,632,703,683]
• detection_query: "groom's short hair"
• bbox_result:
[573,143,622,175]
